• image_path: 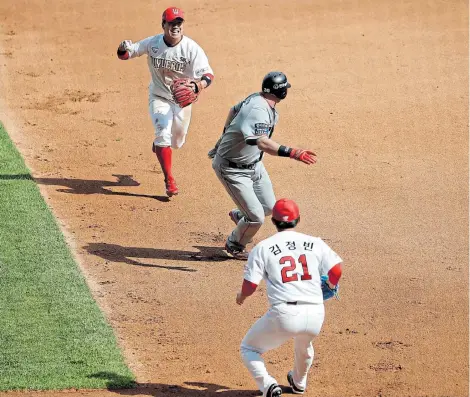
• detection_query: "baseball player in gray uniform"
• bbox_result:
[208,72,317,260]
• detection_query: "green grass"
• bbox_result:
[0,123,135,391]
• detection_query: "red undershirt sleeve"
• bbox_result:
[327,263,343,285]
[241,279,258,296]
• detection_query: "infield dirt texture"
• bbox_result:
[0,0,468,396]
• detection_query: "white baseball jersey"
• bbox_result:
[244,230,342,306]
[126,35,213,102]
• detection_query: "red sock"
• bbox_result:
[153,145,174,181]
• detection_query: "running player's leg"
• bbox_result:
[240,307,293,395]
[253,162,276,217]
[212,159,265,248]
[149,96,175,192]
[171,103,192,149]
[229,163,273,232]
[291,305,325,391]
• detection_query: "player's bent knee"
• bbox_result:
[244,209,266,224]
[246,215,264,225]
[171,140,186,149]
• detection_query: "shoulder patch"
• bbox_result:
[195,66,210,77]
[254,123,270,135]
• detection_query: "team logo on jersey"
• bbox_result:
[254,123,270,135]
[151,56,186,72]
[195,67,209,77]
[151,47,159,53]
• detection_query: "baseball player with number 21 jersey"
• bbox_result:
[236,199,343,397]
[117,7,214,197]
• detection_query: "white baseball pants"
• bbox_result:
[240,303,325,396]
[148,94,192,148]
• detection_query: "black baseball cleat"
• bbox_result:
[224,242,249,260]
[287,371,305,394]
[265,383,282,397]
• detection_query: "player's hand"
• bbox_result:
[236,292,246,306]
[290,148,317,165]
[118,40,133,52]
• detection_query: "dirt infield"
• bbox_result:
[0,0,468,396]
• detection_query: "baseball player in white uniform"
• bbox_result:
[117,7,214,197]
[236,198,343,397]
[208,72,317,260]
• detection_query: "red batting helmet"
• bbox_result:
[162,7,185,22]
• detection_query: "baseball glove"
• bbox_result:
[321,275,340,301]
[170,78,201,108]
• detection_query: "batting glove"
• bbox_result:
[290,148,317,165]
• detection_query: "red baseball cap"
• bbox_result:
[272,199,300,222]
[162,7,185,22]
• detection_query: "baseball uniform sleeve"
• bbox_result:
[243,245,265,285]
[318,239,343,275]
[190,45,214,79]
[127,36,153,59]
[240,106,271,144]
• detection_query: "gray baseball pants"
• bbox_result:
[212,154,276,248]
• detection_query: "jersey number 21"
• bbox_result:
[280,254,312,283]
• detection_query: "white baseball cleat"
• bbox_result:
[287,371,305,394]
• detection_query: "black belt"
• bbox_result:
[287,302,297,305]
[227,160,259,170]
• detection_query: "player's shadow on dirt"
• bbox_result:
[84,242,230,271]
[88,372,260,396]
[33,174,170,202]
[110,383,261,396]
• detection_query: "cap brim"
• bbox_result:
[165,17,184,22]
[286,82,292,88]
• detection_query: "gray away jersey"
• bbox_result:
[216,93,279,164]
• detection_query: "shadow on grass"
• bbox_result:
[87,371,136,390]
[88,373,261,396]
[84,242,231,272]
[0,173,34,180]
[32,174,169,202]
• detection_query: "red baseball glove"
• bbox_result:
[170,78,201,108]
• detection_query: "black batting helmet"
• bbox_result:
[262,71,291,100]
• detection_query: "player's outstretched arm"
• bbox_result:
[256,135,317,165]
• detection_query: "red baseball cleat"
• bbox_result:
[165,179,179,197]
